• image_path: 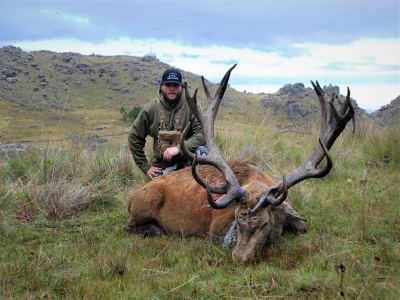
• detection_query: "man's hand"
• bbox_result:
[147,166,163,180]
[163,147,179,162]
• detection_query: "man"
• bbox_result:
[128,68,207,180]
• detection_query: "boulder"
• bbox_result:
[1,69,15,77]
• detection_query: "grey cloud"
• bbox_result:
[180,53,201,59]
[210,59,239,66]
[1,0,398,51]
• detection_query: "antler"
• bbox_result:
[180,64,248,209]
[249,81,355,215]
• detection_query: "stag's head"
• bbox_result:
[180,64,355,262]
[230,182,273,261]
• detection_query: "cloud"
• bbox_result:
[1,1,398,48]
[61,13,90,24]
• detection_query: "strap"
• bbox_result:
[157,99,168,130]
[157,98,185,131]
[173,102,185,131]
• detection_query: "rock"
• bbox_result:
[131,73,139,81]
[76,63,88,69]
[323,84,340,96]
[1,69,15,77]
[0,143,31,158]
[277,83,306,98]
[371,95,400,127]
[287,101,309,118]
[141,55,156,62]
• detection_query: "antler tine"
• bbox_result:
[180,120,229,193]
[202,76,211,100]
[312,80,355,149]
[338,87,356,134]
[205,64,237,121]
[180,64,248,208]
[250,80,355,215]
[183,83,203,130]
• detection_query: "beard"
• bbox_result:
[161,90,182,106]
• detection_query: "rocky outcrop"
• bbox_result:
[261,83,318,120]
[260,82,365,122]
[276,82,308,98]
[371,95,400,127]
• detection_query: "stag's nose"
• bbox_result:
[232,247,255,262]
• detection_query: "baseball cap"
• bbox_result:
[161,68,182,85]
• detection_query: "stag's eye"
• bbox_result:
[260,221,269,229]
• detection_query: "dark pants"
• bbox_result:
[155,146,208,177]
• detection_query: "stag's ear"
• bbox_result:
[272,202,307,233]
[272,202,307,222]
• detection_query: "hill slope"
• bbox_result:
[371,96,400,127]
[2,45,396,145]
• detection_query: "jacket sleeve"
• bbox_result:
[128,107,152,174]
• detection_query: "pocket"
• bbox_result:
[158,130,181,155]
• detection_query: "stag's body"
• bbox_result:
[127,161,271,236]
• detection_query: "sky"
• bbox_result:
[0,0,399,111]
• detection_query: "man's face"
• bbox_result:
[160,83,182,102]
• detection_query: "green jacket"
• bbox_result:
[128,92,205,174]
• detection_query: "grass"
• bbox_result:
[0,118,399,299]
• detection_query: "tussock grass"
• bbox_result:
[1,120,399,299]
[0,145,139,229]
[359,122,400,168]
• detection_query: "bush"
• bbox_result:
[120,106,142,122]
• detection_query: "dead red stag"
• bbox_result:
[126,64,355,262]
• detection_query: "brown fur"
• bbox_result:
[127,161,263,236]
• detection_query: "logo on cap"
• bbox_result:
[167,73,179,81]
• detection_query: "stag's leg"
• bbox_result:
[125,181,166,236]
[125,220,165,236]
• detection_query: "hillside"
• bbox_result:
[1,45,396,146]
[0,46,263,145]
[371,95,400,127]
